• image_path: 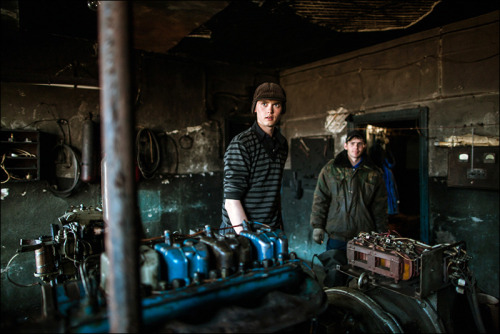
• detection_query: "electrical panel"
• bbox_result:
[447,146,499,190]
[0,129,41,182]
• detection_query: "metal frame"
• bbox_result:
[350,107,429,243]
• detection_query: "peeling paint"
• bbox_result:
[1,188,9,200]
[447,216,467,223]
[165,204,179,213]
[190,201,205,209]
[7,120,29,129]
[186,125,202,133]
[435,134,499,147]
[325,107,349,133]
[167,130,180,134]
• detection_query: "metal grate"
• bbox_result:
[287,0,442,32]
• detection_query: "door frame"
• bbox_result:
[349,107,429,243]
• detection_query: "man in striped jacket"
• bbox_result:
[220,82,288,235]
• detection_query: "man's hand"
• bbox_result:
[313,228,325,244]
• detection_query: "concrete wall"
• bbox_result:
[279,11,499,298]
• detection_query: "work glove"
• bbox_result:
[312,228,326,245]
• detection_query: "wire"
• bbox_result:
[11,149,36,157]
[136,128,160,179]
[158,133,179,175]
[1,153,25,183]
[1,154,11,183]
[5,252,40,288]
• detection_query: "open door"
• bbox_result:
[350,107,429,243]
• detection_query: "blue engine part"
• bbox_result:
[263,229,289,261]
[71,261,325,333]
[42,222,326,333]
[239,228,288,264]
[155,240,210,287]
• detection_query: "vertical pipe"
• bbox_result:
[81,115,96,183]
[98,2,141,332]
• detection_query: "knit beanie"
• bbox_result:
[251,82,286,114]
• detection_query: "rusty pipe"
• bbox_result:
[98,1,141,332]
[81,117,97,183]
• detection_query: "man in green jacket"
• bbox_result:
[310,130,388,287]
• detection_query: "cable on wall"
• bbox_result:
[48,144,82,198]
[136,128,160,179]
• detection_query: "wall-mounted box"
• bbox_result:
[1,129,41,182]
[447,146,499,190]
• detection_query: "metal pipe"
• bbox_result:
[98,2,142,332]
[81,116,96,182]
[471,127,475,171]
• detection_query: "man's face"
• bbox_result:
[255,99,283,131]
[344,137,366,161]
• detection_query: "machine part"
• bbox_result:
[70,262,326,333]
[16,206,105,287]
[157,278,326,333]
[199,235,235,276]
[81,117,97,183]
[334,232,487,333]
[348,239,410,282]
[319,287,446,333]
[155,240,210,286]
[101,245,160,291]
[345,232,469,299]
[224,233,253,271]
[263,229,289,260]
[11,216,325,333]
[5,252,40,288]
[239,230,275,263]
[347,231,426,282]
[34,242,58,282]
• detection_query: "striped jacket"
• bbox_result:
[221,121,288,233]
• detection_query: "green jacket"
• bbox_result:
[310,150,388,242]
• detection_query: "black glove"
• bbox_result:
[313,228,325,244]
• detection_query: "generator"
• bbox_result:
[316,231,490,333]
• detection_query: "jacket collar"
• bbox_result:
[334,150,371,168]
[251,121,286,146]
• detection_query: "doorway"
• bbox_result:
[350,107,429,242]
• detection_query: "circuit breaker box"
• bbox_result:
[447,146,499,190]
